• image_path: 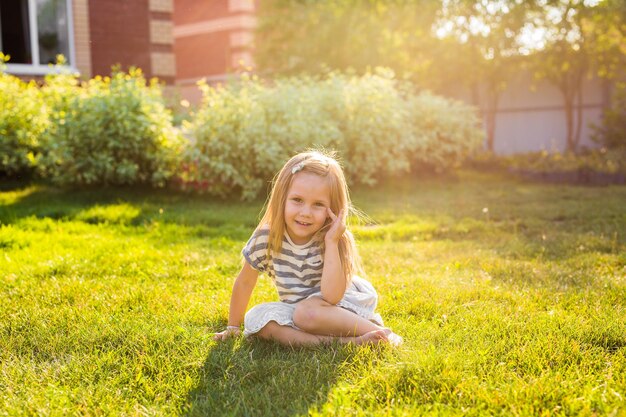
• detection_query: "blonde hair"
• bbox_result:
[257,150,363,283]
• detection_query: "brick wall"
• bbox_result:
[173,0,256,102]
[175,32,230,79]
[174,0,230,25]
[88,0,152,77]
[150,20,173,44]
[72,0,92,78]
[86,0,175,83]
[149,0,175,81]
[149,0,173,13]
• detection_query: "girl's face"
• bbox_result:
[284,172,331,245]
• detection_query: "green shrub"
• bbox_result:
[0,54,49,176]
[39,57,82,179]
[506,149,625,175]
[41,57,81,131]
[181,75,342,199]
[41,68,183,187]
[593,82,626,149]
[183,71,484,199]
[408,91,484,171]
[330,70,416,185]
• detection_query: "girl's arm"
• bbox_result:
[214,261,259,340]
[320,209,347,305]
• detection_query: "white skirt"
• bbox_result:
[243,276,384,336]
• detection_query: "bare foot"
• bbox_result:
[383,328,403,346]
[354,329,390,345]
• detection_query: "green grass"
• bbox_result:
[1,171,625,416]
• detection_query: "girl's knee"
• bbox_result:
[293,298,324,330]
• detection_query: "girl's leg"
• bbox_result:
[256,321,389,347]
[292,297,386,337]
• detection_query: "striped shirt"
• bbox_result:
[242,227,325,304]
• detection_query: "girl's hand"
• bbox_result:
[325,208,346,244]
[213,326,241,341]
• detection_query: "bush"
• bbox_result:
[182,70,483,199]
[40,68,183,187]
[180,75,343,199]
[0,54,49,176]
[331,70,416,185]
[505,149,625,175]
[408,91,484,171]
[41,58,81,131]
[592,82,626,149]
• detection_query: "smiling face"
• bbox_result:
[284,172,331,245]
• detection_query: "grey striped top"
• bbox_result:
[242,227,325,304]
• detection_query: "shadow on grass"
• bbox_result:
[0,177,36,192]
[183,338,352,417]
[0,184,262,233]
[0,185,147,223]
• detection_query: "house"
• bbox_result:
[0,0,176,83]
[173,0,256,103]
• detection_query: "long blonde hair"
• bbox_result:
[257,150,363,282]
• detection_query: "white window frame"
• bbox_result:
[2,0,77,75]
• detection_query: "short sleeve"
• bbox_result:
[242,227,270,272]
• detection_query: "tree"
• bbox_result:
[528,0,625,153]
[254,0,442,87]
[434,0,531,152]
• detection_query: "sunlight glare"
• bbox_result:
[435,0,598,54]
[469,16,491,37]
[0,186,41,206]
[435,21,454,39]
[517,24,547,55]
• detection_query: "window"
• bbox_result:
[0,0,75,74]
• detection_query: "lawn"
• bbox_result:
[1,171,625,416]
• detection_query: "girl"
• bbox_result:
[214,151,402,346]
